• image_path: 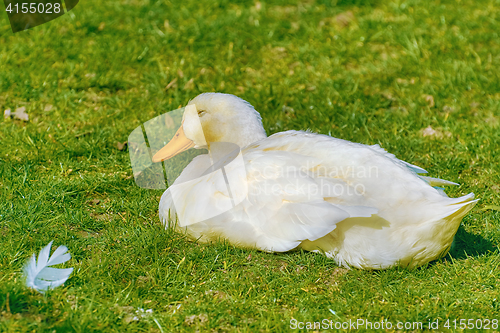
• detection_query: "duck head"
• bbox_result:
[152,93,267,162]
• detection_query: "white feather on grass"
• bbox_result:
[24,241,73,293]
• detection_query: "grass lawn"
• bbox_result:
[1,0,499,331]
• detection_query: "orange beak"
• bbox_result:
[152,123,195,162]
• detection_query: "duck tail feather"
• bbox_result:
[401,161,428,174]
[420,175,459,187]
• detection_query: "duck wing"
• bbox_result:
[160,131,379,252]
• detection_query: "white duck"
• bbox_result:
[153,93,477,269]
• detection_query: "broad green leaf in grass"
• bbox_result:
[480,205,500,212]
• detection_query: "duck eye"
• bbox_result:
[197,109,206,116]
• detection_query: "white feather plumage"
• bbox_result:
[24,241,73,293]
[158,93,477,269]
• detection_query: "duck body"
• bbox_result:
[156,93,477,269]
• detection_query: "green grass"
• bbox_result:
[1,0,499,331]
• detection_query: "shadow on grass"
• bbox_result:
[448,226,497,259]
